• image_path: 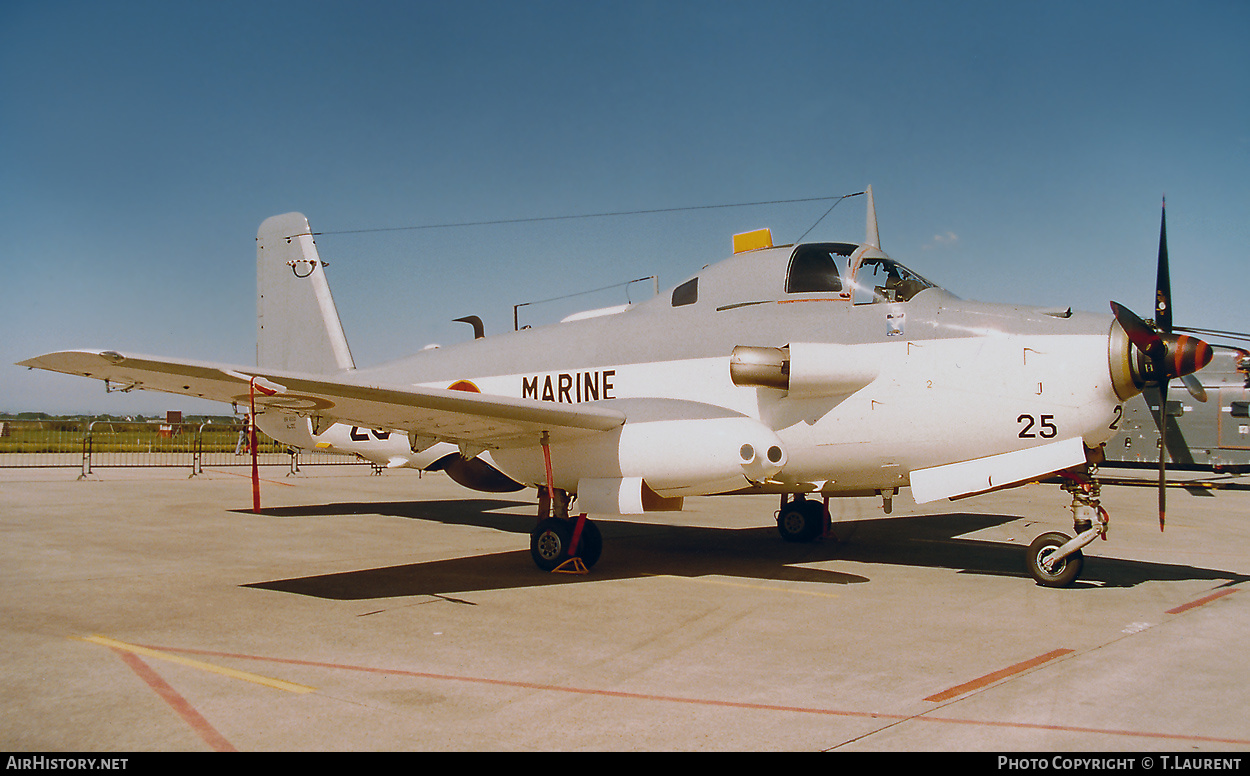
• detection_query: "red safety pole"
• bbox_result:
[250,378,261,513]
[541,431,554,497]
[541,430,583,558]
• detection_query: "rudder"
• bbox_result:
[256,213,355,374]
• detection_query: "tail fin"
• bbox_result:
[864,184,880,249]
[256,213,355,373]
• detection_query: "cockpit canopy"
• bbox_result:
[668,241,945,311]
[851,253,942,304]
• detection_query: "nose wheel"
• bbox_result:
[1026,531,1085,587]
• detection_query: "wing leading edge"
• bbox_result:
[18,350,624,450]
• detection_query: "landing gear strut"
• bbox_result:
[1026,465,1108,588]
[528,432,601,573]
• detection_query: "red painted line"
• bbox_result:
[1167,587,1238,615]
[142,643,1250,747]
[112,648,235,752]
[925,649,1075,702]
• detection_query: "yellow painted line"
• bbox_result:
[78,635,316,694]
[646,574,842,599]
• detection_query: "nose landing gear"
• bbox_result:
[1026,466,1108,587]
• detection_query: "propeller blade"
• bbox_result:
[1111,301,1165,360]
[1118,199,1213,533]
[1158,379,1169,531]
[1181,373,1208,402]
[1155,197,1172,333]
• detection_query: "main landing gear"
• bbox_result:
[530,487,601,573]
[776,494,829,543]
[1026,465,1108,588]
[528,433,600,573]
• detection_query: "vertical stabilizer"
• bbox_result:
[257,213,355,373]
[864,184,880,249]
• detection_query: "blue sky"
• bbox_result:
[3,0,1247,415]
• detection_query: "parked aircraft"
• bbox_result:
[256,412,524,493]
[1100,200,1250,480]
[19,188,1214,586]
[1104,349,1250,473]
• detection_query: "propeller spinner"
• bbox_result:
[1111,302,1213,385]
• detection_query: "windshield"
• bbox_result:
[851,257,943,304]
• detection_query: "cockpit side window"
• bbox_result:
[785,245,846,294]
[672,276,698,307]
[852,257,940,304]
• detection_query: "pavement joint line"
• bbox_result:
[201,467,298,486]
[77,635,316,694]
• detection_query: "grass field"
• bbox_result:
[0,421,284,454]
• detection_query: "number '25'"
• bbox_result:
[1017,414,1057,439]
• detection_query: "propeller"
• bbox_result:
[1109,198,1213,531]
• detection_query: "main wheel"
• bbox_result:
[531,518,572,571]
[571,518,602,569]
[530,517,602,571]
[1026,532,1084,588]
[777,498,824,543]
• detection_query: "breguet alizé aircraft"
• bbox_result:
[19,188,1216,587]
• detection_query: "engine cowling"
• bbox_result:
[730,343,879,397]
[489,399,787,513]
[428,453,526,492]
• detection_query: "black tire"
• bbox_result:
[1026,532,1084,588]
[571,518,602,569]
[777,498,824,543]
[531,518,572,571]
[531,517,602,571]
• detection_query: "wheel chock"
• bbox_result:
[552,557,589,575]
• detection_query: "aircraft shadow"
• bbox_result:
[838,514,1250,590]
[242,501,1248,600]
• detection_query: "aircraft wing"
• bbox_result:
[18,350,625,449]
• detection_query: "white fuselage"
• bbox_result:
[256,239,1129,506]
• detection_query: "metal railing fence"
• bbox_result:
[0,419,369,477]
